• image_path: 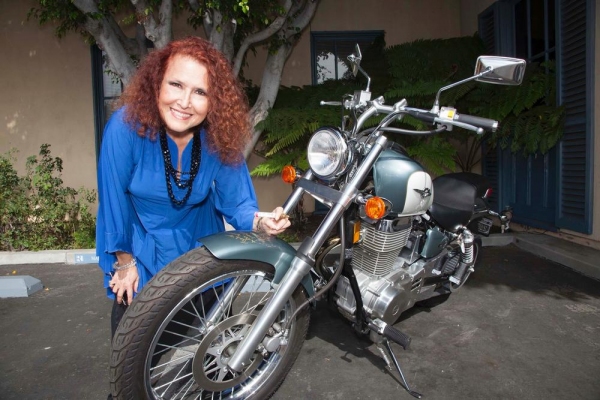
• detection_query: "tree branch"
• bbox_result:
[130,0,158,40]
[232,0,293,76]
[187,0,201,12]
[284,0,319,40]
[243,0,320,159]
[207,10,225,51]
[202,9,213,36]
[71,0,138,83]
[129,0,173,48]
[155,0,173,48]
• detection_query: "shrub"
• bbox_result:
[0,144,97,251]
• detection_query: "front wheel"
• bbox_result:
[110,247,310,400]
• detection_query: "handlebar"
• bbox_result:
[453,113,498,132]
[320,95,499,136]
[406,107,498,133]
[320,101,343,106]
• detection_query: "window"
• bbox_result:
[310,31,384,85]
[514,0,555,63]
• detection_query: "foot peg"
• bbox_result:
[368,319,411,350]
[383,324,411,350]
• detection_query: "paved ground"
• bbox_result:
[0,244,599,400]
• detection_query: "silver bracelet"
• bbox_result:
[255,216,264,232]
[113,259,136,271]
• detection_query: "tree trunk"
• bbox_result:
[242,0,320,159]
[245,44,292,158]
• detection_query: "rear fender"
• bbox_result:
[199,231,315,297]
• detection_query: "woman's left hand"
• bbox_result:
[256,206,291,235]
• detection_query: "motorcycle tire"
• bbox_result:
[109,247,310,400]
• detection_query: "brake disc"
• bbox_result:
[192,314,262,392]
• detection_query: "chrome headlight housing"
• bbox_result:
[307,127,351,180]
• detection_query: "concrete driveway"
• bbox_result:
[0,244,599,399]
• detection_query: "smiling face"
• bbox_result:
[158,54,210,139]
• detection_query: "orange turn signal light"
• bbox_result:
[365,197,386,220]
[281,166,297,183]
[352,220,362,243]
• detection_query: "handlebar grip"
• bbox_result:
[454,113,498,132]
[406,109,437,124]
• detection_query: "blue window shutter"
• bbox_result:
[478,1,514,56]
[556,0,594,233]
[482,142,500,212]
[479,1,515,213]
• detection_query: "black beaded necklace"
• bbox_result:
[159,131,202,206]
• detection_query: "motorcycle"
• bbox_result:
[110,45,524,399]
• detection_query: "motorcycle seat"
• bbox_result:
[428,173,490,233]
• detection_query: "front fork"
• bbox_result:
[226,240,315,371]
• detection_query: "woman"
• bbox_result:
[96,36,290,337]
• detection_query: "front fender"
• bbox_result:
[199,231,314,297]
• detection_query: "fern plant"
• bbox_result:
[385,36,564,171]
[251,80,361,177]
[251,34,564,177]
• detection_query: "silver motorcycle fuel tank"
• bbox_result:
[372,149,433,216]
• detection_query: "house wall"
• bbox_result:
[0,0,96,193]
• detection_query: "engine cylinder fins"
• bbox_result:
[352,222,412,277]
[352,248,399,277]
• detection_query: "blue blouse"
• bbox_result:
[96,108,258,298]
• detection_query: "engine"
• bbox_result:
[335,217,425,325]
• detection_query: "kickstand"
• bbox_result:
[379,339,422,399]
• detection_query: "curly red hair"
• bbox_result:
[118,36,252,164]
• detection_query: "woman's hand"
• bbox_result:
[109,253,140,305]
[255,206,291,235]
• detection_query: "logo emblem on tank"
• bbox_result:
[413,188,432,198]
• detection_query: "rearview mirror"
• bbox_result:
[474,56,526,86]
[348,44,363,77]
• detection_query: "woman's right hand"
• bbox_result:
[109,253,140,305]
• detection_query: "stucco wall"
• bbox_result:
[0,0,96,193]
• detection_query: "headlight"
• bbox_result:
[307,127,350,180]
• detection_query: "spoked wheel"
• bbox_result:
[110,247,309,400]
